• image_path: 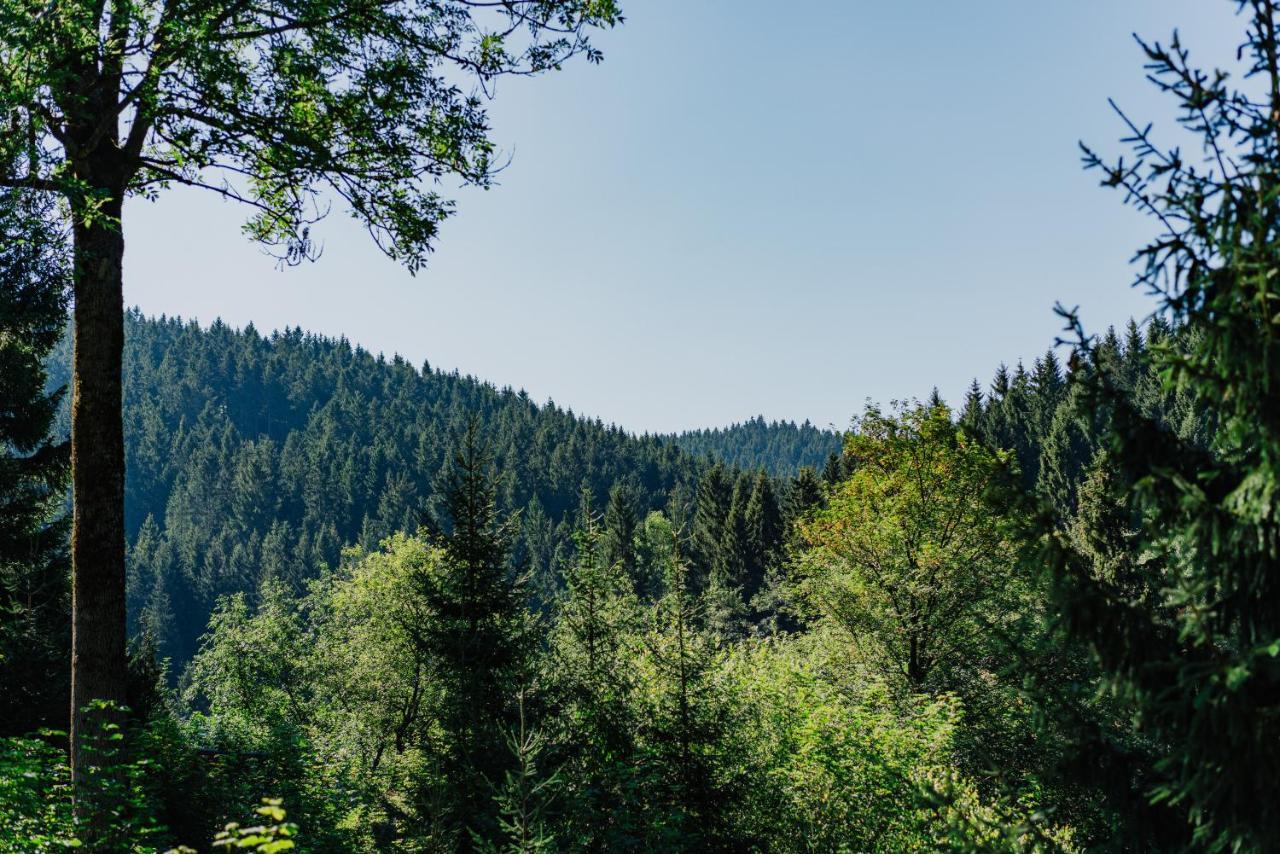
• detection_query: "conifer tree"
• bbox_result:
[602,481,638,582]
[691,462,732,591]
[640,533,733,847]
[414,421,530,847]
[820,451,845,488]
[549,492,643,848]
[784,466,825,525]
[959,378,986,435]
[0,187,70,735]
[1049,5,1280,845]
[707,474,751,640]
[744,472,784,600]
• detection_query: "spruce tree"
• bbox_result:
[414,421,529,847]
[959,378,985,434]
[550,492,643,848]
[603,480,639,582]
[743,471,783,603]
[820,451,844,488]
[707,474,751,640]
[690,462,732,592]
[0,187,70,736]
[641,534,733,847]
[784,466,825,524]
[1048,6,1280,845]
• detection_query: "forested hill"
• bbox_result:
[672,416,842,476]
[48,312,712,666]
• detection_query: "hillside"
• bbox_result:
[671,415,843,476]
[49,312,717,666]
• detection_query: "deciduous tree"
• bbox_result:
[0,0,621,786]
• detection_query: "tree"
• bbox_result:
[743,471,783,603]
[1046,3,1280,845]
[690,461,731,591]
[637,533,734,847]
[415,420,530,846]
[548,493,643,848]
[784,466,824,526]
[792,402,1023,691]
[0,186,70,735]
[602,480,638,581]
[0,0,622,784]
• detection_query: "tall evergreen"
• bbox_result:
[690,461,732,592]
[784,466,824,525]
[602,480,639,582]
[0,188,70,736]
[742,472,783,604]
[959,378,984,432]
[549,493,643,848]
[413,421,529,847]
[820,451,844,488]
[1046,7,1280,845]
[642,535,734,847]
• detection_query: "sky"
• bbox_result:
[122,1,1243,435]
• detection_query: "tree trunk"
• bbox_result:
[69,195,127,787]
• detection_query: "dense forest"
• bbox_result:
[51,313,713,672]
[5,0,1280,851]
[670,417,842,478]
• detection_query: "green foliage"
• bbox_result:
[414,421,533,844]
[207,799,298,853]
[545,500,643,848]
[0,703,171,852]
[0,186,69,737]
[792,402,1025,692]
[721,629,1065,852]
[52,313,711,672]
[475,698,560,854]
[2,0,622,266]
[0,735,74,852]
[1036,2,1280,847]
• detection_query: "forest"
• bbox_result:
[3,0,1280,851]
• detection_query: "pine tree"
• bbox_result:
[549,492,643,849]
[414,421,530,847]
[1051,8,1280,844]
[0,188,71,736]
[690,462,732,592]
[640,534,734,847]
[743,472,783,603]
[602,481,638,582]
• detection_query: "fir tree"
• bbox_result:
[820,451,845,488]
[1051,8,1280,844]
[784,466,825,524]
[602,481,639,582]
[549,492,643,849]
[0,187,70,736]
[641,534,734,847]
[743,471,783,604]
[414,421,530,847]
[690,462,732,592]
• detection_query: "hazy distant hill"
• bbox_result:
[671,415,842,477]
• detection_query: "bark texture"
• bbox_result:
[69,194,127,786]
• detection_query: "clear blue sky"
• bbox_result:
[122,1,1241,434]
